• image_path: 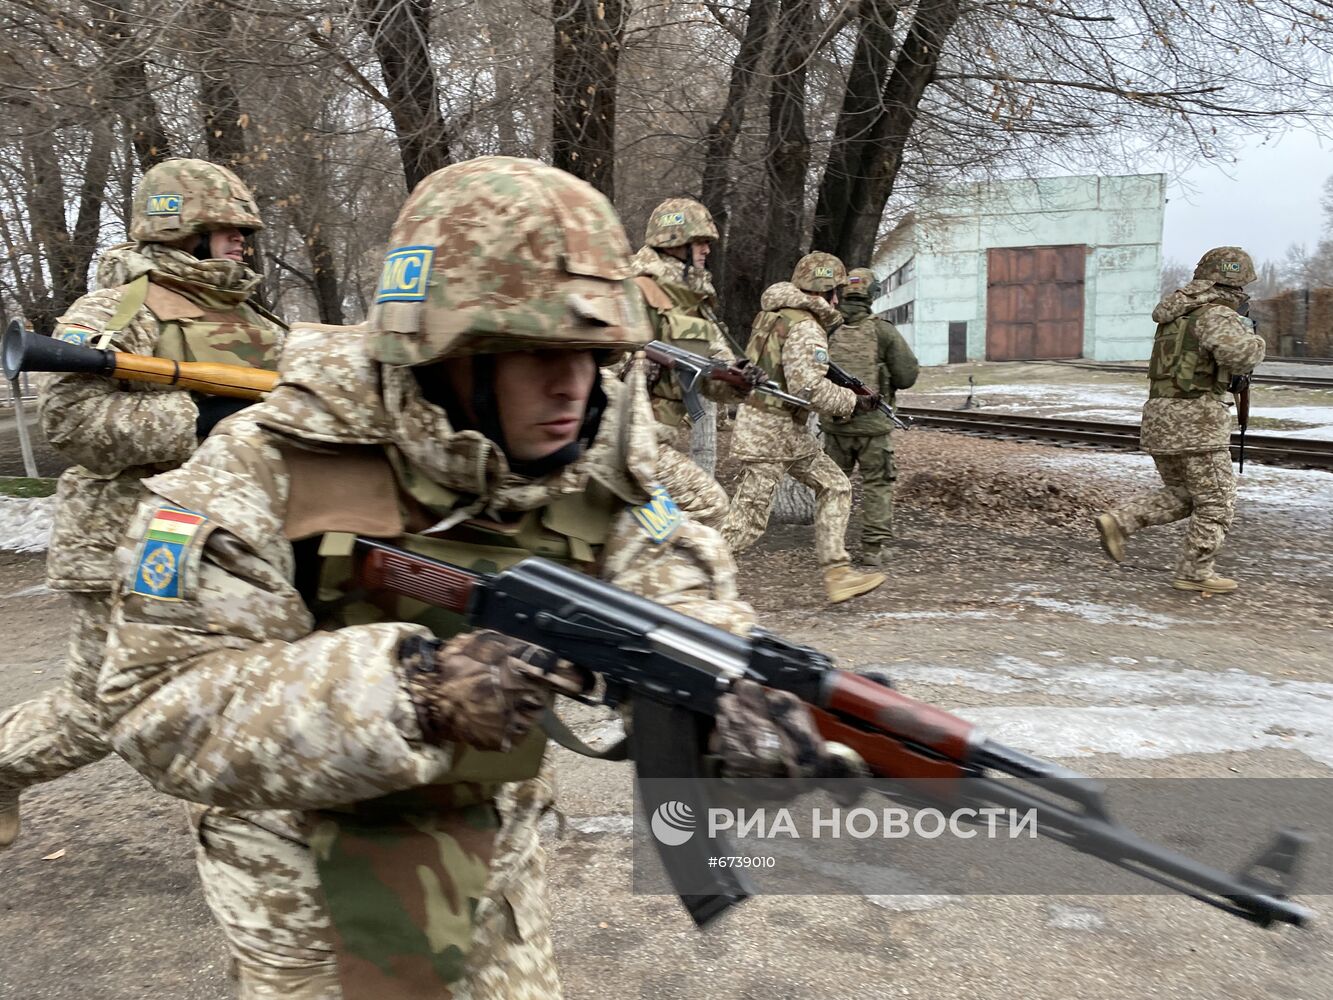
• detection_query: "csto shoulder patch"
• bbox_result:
[146,193,183,216]
[55,324,97,346]
[814,347,829,364]
[376,245,435,303]
[631,485,682,544]
[131,505,208,601]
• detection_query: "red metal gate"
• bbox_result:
[986,245,1086,360]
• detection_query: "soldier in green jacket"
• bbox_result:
[821,268,919,567]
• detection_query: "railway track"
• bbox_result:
[1043,360,1333,391]
[897,407,1333,472]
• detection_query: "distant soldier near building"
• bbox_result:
[0,159,284,849]
[1095,246,1266,593]
[627,197,763,527]
[822,267,919,566]
[722,252,886,603]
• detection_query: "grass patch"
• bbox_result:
[0,476,56,498]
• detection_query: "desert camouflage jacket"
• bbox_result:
[731,282,857,462]
[629,246,744,426]
[39,243,284,591]
[1140,281,1266,455]
[100,325,755,811]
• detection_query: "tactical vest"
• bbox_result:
[745,308,810,415]
[281,443,619,999]
[1148,308,1223,400]
[823,316,892,437]
[94,272,283,370]
[635,275,725,426]
[829,316,878,388]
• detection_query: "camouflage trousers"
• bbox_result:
[721,450,852,568]
[824,432,896,546]
[657,438,729,530]
[1108,451,1236,581]
[0,590,111,806]
[189,774,560,1000]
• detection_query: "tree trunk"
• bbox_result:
[811,0,900,255]
[837,0,963,263]
[358,0,452,190]
[68,123,115,301]
[196,0,250,174]
[763,0,816,287]
[551,0,624,199]
[699,0,773,304]
[292,214,345,324]
[24,125,74,334]
[90,0,174,169]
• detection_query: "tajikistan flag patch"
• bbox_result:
[132,505,207,600]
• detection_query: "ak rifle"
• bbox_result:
[351,538,1312,932]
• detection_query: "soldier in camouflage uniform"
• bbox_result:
[721,252,886,603]
[626,197,761,528]
[821,267,919,567]
[98,158,852,999]
[1095,247,1266,593]
[0,158,284,849]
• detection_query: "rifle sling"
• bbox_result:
[540,708,629,761]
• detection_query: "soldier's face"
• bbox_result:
[690,240,711,268]
[208,228,246,262]
[495,350,597,460]
[443,350,597,462]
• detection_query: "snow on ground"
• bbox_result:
[1030,449,1333,524]
[921,380,1333,439]
[887,654,1333,767]
[1250,404,1333,440]
[0,496,53,552]
[924,382,1144,421]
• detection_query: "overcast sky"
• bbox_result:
[1157,127,1330,268]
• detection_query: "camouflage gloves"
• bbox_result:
[398,630,554,752]
[713,679,866,785]
[734,358,770,388]
[853,391,884,415]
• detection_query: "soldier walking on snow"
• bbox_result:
[1095,246,1266,593]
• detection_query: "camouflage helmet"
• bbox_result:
[1193,246,1256,288]
[367,157,650,365]
[844,267,881,300]
[643,197,719,248]
[129,158,263,243]
[791,251,847,294]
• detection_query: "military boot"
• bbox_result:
[1171,576,1238,594]
[1094,513,1125,563]
[824,564,886,604]
[859,545,883,569]
[0,796,19,849]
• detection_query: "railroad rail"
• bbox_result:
[898,407,1333,472]
[1041,360,1333,391]
[1269,356,1333,366]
